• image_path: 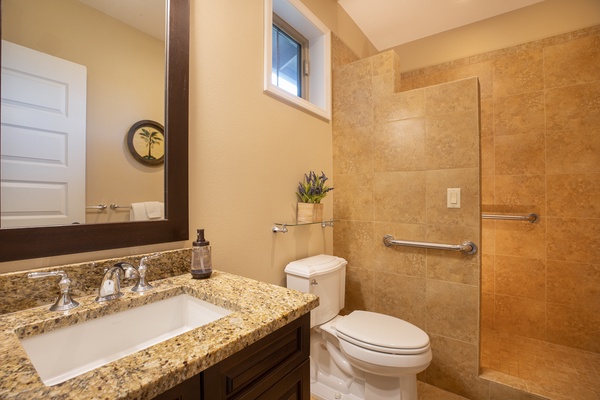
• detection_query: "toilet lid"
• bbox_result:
[335,311,429,354]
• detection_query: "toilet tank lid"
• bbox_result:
[285,254,347,277]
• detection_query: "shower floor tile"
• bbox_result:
[481,328,600,400]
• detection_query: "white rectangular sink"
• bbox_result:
[19,294,232,386]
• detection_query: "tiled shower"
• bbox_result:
[331,25,599,400]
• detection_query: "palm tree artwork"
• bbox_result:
[138,127,163,160]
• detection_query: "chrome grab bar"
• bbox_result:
[383,235,477,255]
[482,213,538,223]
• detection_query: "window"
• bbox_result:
[264,0,331,120]
[272,14,308,98]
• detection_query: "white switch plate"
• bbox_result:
[447,188,461,208]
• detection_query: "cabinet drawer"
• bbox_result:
[203,313,309,399]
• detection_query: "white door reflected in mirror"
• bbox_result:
[1,41,86,228]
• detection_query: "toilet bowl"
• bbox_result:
[285,255,432,400]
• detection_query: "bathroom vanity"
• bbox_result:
[0,270,317,399]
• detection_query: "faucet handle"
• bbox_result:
[28,271,80,312]
[132,255,158,293]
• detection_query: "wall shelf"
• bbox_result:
[272,219,335,233]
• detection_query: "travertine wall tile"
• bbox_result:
[489,381,547,400]
[481,254,495,293]
[374,272,427,328]
[332,78,373,129]
[480,98,494,138]
[492,49,544,98]
[374,88,425,122]
[373,171,427,223]
[494,219,546,259]
[332,173,374,221]
[494,132,545,175]
[344,264,375,312]
[481,176,495,206]
[424,78,479,114]
[481,292,495,330]
[545,81,600,131]
[373,119,426,172]
[547,260,600,311]
[494,175,545,215]
[398,25,600,367]
[372,51,395,76]
[426,168,480,227]
[372,72,395,97]
[481,137,494,177]
[331,33,359,70]
[493,92,545,136]
[426,224,480,286]
[332,220,375,269]
[334,57,372,86]
[544,35,600,88]
[426,280,479,343]
[494,294,545,340]
[546,129,600,174]
[425,110,480,170]
[372,222,427,277]
[332,126,374,175]
[427,335,490,400]
[494,255,546,301]
[481,220,495,255]
[546,303,600,353]
[546,173,600,218]
[546,218,600,264]
[426,61,493,101]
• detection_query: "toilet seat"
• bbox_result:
[335,311,430,355]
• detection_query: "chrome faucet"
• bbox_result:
[95,265,127,302]
[28,270,79,311]
[95,254,158,302]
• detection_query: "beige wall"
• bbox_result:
[392,0,600,72]
[2,0,165,225]
[0,0,372,280]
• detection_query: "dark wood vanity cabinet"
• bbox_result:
[153,313,310,400]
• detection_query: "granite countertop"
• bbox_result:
[0,271,318,399]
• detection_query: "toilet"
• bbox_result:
[285,254,432,400]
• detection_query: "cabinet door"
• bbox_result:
[202,313,310,399]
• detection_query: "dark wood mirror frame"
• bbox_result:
[0,0,189,262]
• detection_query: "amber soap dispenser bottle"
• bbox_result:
[191,229,212,279]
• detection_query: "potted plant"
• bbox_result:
[296,171,334,223]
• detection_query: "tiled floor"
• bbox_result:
[310,382,468,400]
[480,328,600,400]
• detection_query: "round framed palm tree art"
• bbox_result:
[126,120,165,165]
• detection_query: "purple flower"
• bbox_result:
[296,170,334,203]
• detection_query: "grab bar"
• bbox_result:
[383,235,477,255]
[482,213,538,223]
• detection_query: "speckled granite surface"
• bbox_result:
[0,249,191,315]
[0,270,318,399]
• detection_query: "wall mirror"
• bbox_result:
[0,0,189,262]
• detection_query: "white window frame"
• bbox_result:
[264,0,331,121]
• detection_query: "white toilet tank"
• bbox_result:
[285,254,347,327]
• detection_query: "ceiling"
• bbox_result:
[338,0,546,50]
